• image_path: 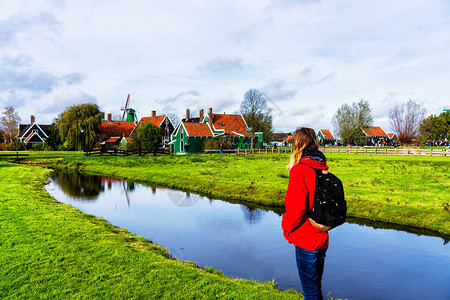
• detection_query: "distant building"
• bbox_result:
[361,126,389,146]
[135,111,175,146]
[170,108,262,154]
[18,115,50,148]
[272,133,289,146]
[387,133,396,140]
[317,129,336,146]
[103,136,127,150]
[98,113,136,149]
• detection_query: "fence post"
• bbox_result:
[138,147,141,156]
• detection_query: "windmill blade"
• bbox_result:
[125,94,130,110]
[122,94,131,121]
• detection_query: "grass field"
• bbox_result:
[0,161,299,299]
[20,151,450,236]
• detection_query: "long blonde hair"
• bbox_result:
[288,127,319,170]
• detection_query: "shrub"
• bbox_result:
[9,141,26,151]
[32,143,45,151]
[203,138,220,150]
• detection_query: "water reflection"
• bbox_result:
[46,171,450,300]
[52,172,104,200]
[241,206,266,225]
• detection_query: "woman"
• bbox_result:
[282,127,329,300]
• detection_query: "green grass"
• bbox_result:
[0,161,299,299]
[20,151,450,236]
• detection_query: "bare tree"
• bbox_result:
[389,100,426,147]
[332,99,373,147]
[240,89,273,149]
[167,112,180,128]
[0,106,21,143]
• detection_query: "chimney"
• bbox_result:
[208,108,213,126]
[151,110,156,117]
[107,113,112,123]
[186,109,190,120]
[199,109,204,122]
[31,115,35,124]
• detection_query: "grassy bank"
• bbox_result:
[21,152,450,236]
[0,161,299,299]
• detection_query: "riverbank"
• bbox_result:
[0,161,299,299]
[20,152,450,236]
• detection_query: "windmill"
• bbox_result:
[121,94,138,124]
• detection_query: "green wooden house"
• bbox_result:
[169,108,263,154]
[170,122,214,154]
[317,129,336,146]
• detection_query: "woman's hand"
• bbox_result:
[308,218,333,232]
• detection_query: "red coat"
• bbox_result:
[282,157,329,250]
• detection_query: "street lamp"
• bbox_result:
[80,126,84,153]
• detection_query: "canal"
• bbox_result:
[45,172,450,300]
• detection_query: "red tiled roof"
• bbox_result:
[99,121,135,137]
[105,137,121,143]
[211,114,251,137]
[138,116,166,127]
[320,129,334,139]
[361,126,389,137]
[183,122,213,136]
[388,133,395,139]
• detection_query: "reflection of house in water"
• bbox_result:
[241,206,265,225]
[101,177,135,207]
[123,181,135,207]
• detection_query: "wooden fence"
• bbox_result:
[230,147,448,156]
[85,148,169,157]
[0,151,30,160]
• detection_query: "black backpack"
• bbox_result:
[305,166,347,228]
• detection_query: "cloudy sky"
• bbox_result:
[1,0,449,133]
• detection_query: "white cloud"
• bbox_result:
[39,89,98,114]
[197,56,244,75]
[0,0,448,134]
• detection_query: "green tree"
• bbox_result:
[0,106,21,143]
[332,99,373,146]
[56,103,103,151]
[418,111,449,143]
[43,121,63,150]
[240,89,273,149]
[132,122,162,155]
[389,100,426,147]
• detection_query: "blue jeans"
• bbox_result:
[295,246,326,300]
